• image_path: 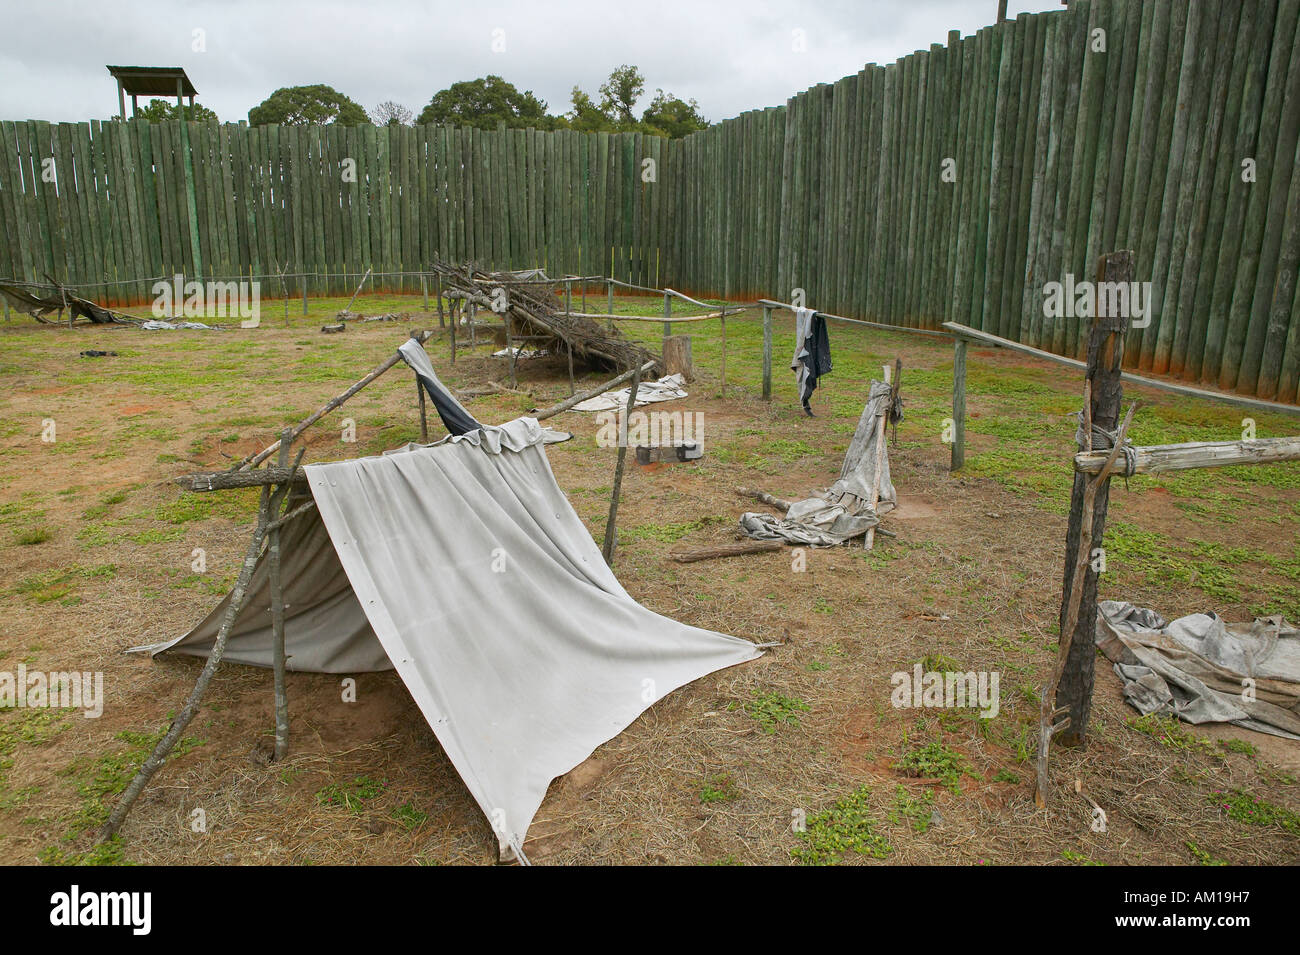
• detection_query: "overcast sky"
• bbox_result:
[2,0,1064,124]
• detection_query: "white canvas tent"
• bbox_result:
[137,413,762,862]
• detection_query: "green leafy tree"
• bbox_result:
[567,86,613,133]
[598,65,645,125]
[416,76,560,129]
[135,99,219,123]
[642,90,708,139]
[248,85,369,126]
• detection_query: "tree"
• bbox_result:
[598,65,645,125]
[370,101,413,126]
[642,90,708,139]
[248,85,369,126]
[135,99,219,123]
[416,76,559,129]
[567,86,613,133]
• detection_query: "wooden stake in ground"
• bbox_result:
[602,363,642,564]
[411,330,428,442]
[1035,249,1134,807]
[1036,400,1137,807]
[864,363,893,550]
[269,432,303,762]
[1054,250,1132,747]
[951,336,967,470]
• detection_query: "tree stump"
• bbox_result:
[663,335,694,381]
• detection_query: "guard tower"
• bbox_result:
[106,65,198,119]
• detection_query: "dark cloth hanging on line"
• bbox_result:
[397,338,484,436]
[792,307,832,415]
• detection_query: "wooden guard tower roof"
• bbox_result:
[106,66,197,98]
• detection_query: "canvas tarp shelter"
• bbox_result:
[137,404,762,861]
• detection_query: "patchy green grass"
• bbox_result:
[742,691,810,735]
[1218,738,1258,757]
[1185,840,1228,866]
[12,564,117,604]
[55,725,204,844]
[888,784,935,833]
[390,802,428,830]
[1061,849,1105,866]
[699,774,739,804]
[791,786,891,865]
[896,741,973,794]
[1128,713,1214,752]
[1211,789,1300,834]
[317,776,387,813]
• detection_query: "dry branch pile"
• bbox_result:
[0,279,139,325]
[433,262,661,375]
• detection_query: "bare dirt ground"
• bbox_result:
[1,291,1297,865]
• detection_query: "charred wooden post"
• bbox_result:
[1054,250,1133,748]
[1037,400,1138,806]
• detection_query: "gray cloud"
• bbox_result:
[2,0,1064,124]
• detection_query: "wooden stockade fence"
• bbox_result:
[2,0,1299,400]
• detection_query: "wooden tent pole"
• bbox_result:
[269,432,302,762]
[234,329,434,471]
[602,362,642,564]
[411,330,428,442]
[99,483,274,843]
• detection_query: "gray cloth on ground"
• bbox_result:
[134,416,761,860]
[571,373,688,412]
[1097,600,1300,740]
[739,379,897,546]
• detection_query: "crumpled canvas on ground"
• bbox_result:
[739,379,896,546]
[1097,600,1300,740]
[571,373,688,412]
